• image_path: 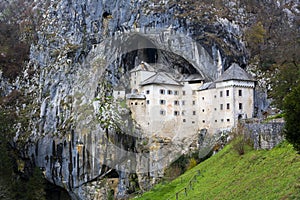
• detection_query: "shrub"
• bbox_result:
[186,158,197,170]
[283,84,300,153]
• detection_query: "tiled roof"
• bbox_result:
[140,72,182,86]
[130,61,156,73]
[198,82,216,90]
[126,94,146,99]
[181,74,204,82]
[215,63,255,82]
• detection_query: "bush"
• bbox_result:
[231,123,253,156]
[186,158,197,170]
[283,84,300,153]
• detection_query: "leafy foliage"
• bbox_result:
[269,63,300,109]
[283,84,300,152]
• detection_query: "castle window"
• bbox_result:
[192,121,195,124]
[174,90,179,95]
[174,100,179,105]
[146,90,150,94]
[141,102,144,105]
[131,102,133,105]
[182,111,185,115]
[214,108,217,111]
[221,119,224,122]
[227,119,230,122]
[239,89,242,96]
[182,100,185,105]
[160,89,165,94]
[160,110,166,115]
[202,97,205,100]
[202,120,205,123]
[160,100,166,105]
[183,119,186,122]
[202,109,205,112]
[227,103,230,109]
[174,111,180,116]
[183,91,186,95]
[214,95,217,98]
[220,104,223,110]
[192,90,196,95]
[135,102,138,105]
[192,100,196,105]
[226,90,229,96]
[215,120,217,122]
[167,90,173,95]
[239,103,243,110]
[220,91,223,97]
[193,111,196,115]
[146,100,150,104]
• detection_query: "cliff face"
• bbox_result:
[6,0,298,199]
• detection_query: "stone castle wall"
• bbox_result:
[242,119,285,150]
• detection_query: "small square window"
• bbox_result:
[215,120,217,122]
[202,120,205,123]
[227,119,230,122]
[202,109,205,112]
[214,95,217,98]
[182,111,185,115]
[183,119,186,122]
[202,97,204,100]
[160,110,166,115]
[167,90,173,95]
[239,103,243,110]
[183,91,186,95]
[192,100,196,105]
[174,111,180,116]
[239,89,242,96]
[146,100,150,104]
[226,90,229,96]
[220,91,223,97]
[174,100,179,105]
[192,90,196,95]
[160,100,166,104]
[221,119,224,122]
[174,91,179,95]
[192,121,195,124]
[227,103,230,109]
[214,108,217,111]
[146,90,150,94]
[160,89,165,94]
[193,111,196,115]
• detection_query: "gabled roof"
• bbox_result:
[198,82,216,90]
[181,74,204,82]
[140,72,182,86]
[126,94,146,100]
[215,63,255,82]
[130,61,156,73]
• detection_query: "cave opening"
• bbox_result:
[45,180,71,200]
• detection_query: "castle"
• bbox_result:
[120,62,256,138]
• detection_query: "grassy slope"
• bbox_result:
[134,142,300,200]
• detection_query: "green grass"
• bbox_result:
[134,141,300,200]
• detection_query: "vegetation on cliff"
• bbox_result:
[135,141,300,200]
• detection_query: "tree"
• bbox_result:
[283,84,300,152]
[269,63,300,109]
